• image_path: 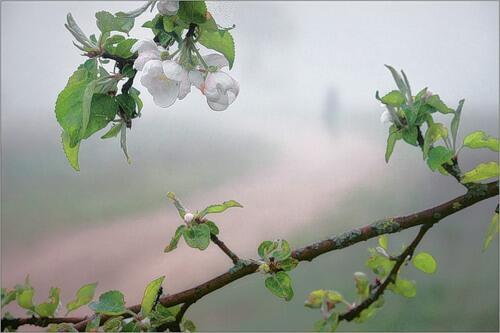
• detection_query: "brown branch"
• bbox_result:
[5,181,498,331]
[210,234,240,264]
[1,316,85,330]
[339,223,433,321]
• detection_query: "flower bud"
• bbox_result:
[184,213,194,223]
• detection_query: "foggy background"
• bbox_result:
[1,1,498,331]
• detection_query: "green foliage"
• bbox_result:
[101,122,123,139]
[164,225,187,253]
[66,283,97,314]
[166,192,187,219]
[35,287,60,317]
[426,146,453,171]
[461,162,499,184]
[258,239,292,261]
[183,223,211,250]
[15,277,35,311]
[1,289,17,308]
[102,316,124,332]
[463,131,499,152]
[149,304,179,327]
[265,271,294,301]
[423,123,448,158]
[426,94,454,114]
[177,1,207,24]
[89,290,128,316]
[381,90,405,107]
[353,297,384,324]
[354,272,370,298]
[199,29,235,69]
[48,323,78,332]
[96,11,134,33]
[378,235,388,251]
[85,315,101,332]
[141,276,165,317]
[388,278,417,298]
[314,312,339,332]
[385,125,402,162]
[412,252,437,274]
[197,200,243,218]
[483,211,499,252]
[450,99,464,150]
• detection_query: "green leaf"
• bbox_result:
[384,65,407,97]
[258,240,277,259]
[461,161,499,183]
[199,29,235,69]
[47,323,78,332]
[381,90,405,107]
[182,319,197,332]
[426,94,454,114]
[102,316,123,332]
[164,225,187,253]
[354,272,370,298]
[265,271,294,301]
[35,287,60,317]
[81,80,98,137]
[483,212,499,252]
[272,239,292,261]
[198,200,243,218]
[1,289,17,308]
[426,146,453,171]
[353,297,384,323]
[62,131,80,171]
[66,283,97,314]
[402,126,418,146]
[129,87,143,113]
[82,94,119,139]
[278,257,299,271]
[205,220,219,235]
[16,287,35,310]
[55,59,98,147]
[101,122,123,139]
[389,278,416,298]
[423,123,448,158]
[385,125,402,162]
[366,251,394,277]
[89,290,127,316]
[378,235,388,251]
[183,224,211,250]
[177,1,207,24]
[463,130,499,152]
[149,304,177,327]
[85,315,101,332]
[166,192,187,219]
[304,290,326,309]
[120,124,131,164]
[114,38,138,58]
[115,94,136,119]
[96,11,134,33]
[412,252,437,274]
[450,99,464,150]
[141,276,165,317]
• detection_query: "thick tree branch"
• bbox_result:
[5,181,497,331]
[1,316,85,330]
[339,223,433,321]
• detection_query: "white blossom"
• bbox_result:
[131,40,162,71]
[190,54,239,111]
[140,60,181,108]
[157,0,179,16]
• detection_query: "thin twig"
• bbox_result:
[211,234,240,264]
[339,223,433,321]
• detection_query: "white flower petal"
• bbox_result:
[131,39,158,54]
[203,54,229,69]
[133,50,160,71]
[177,70,191,100]
[141,60,179,108]
[203,71,239,111]
[380,110,393,124]
[157,0,179,16]
[162,60,185,82]
[189,70,205,90]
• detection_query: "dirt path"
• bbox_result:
[2,118,384,317]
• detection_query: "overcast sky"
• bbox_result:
[1,1,498,131]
